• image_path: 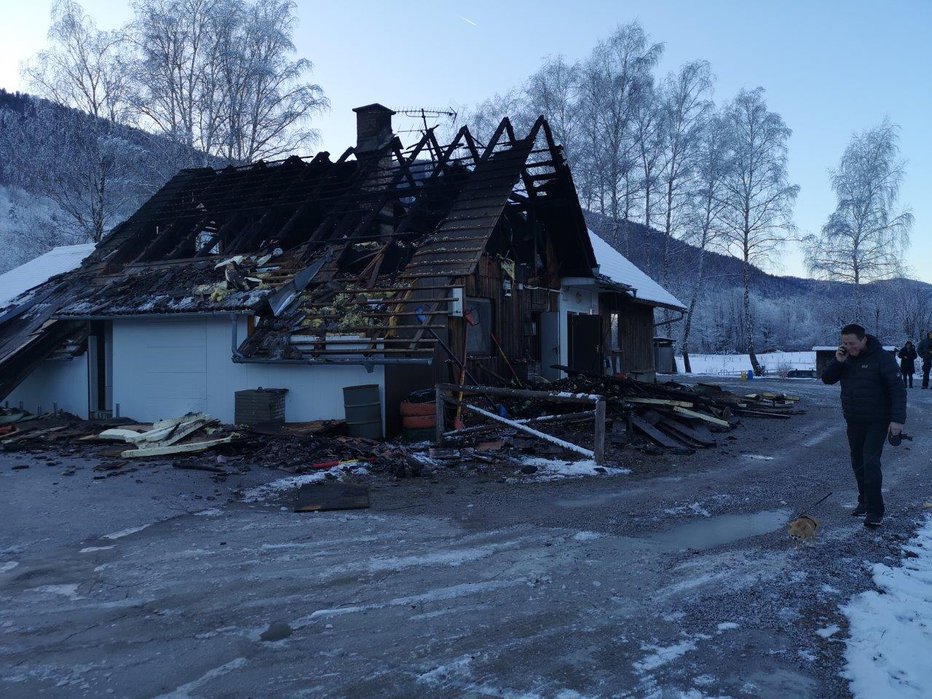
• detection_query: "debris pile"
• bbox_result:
[96,413,235,458]
[440,375,804,458]
[2,377,804,482]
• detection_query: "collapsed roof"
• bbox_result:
[0,108,596,395]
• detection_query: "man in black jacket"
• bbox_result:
[822,323,906,528]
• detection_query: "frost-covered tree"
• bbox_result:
[720,88,799,375]
[680,110,732,372]
[463,90,528,145]
[578,23,662,254]
[129,0,327,162]
[657,60,713,288]
[803,120,913,319]
[524,55,581,162]
[633,80,664,249]
[215,0,328,161]
[0,103,140,243]
[22,0,131,123]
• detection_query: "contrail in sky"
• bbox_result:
[459,16,478,27]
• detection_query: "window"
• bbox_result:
[610,313,620,352]
[465,298,493,356]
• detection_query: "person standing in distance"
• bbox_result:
[896,340,918,388]
[822,323,906,528]
[918,331,932,388]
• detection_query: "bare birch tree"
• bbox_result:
[22,0,131,123]
[680,110,732,372]
[657,60,713,289]
[633,80,664,250]
[578,23,662,254]
[803,120,912,319]
[130,0,326,163]
[216,0,328,161]
[720,88,798,375]
[524,55,581,163]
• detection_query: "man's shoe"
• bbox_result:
[851,503,868,516]
[864,514,883,529]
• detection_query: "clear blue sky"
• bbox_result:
[1,0,929,281]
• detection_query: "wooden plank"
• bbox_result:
[630,414,693,451]
[660,418,716,447]
[122,435,234,458]
[733,408,793,419]
[626,397,695,409]
[1,425,68,444]
[98,428,150,442]
[672,406,731,428]
[294,483,370,512]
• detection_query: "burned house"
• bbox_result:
[0,105,683,433]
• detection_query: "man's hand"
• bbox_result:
[889,422,903,437]
[836,346,848,362]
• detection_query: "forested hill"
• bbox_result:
[0,88,217,271]
[585,211,932,350]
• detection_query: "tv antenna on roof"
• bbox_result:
[394,107,458,134]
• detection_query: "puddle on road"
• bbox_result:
[649,509,791,551]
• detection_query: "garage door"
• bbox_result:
[112,320,208,421]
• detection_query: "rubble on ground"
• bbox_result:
[0,377,805,485]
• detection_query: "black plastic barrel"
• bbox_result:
[343,384,383,439]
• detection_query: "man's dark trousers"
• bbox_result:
[924,359,931,388]
[846,421,887,517]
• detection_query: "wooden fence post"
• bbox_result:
[594,399,606,464]
[434,385,444,445]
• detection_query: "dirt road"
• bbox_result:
[1,377,929,697]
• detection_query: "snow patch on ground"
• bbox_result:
[194,508,223,517]
[102,524,153,540]
[717,622,740,632]
[295,579,526,628]
[31,584,82,600]
[816,624,840,639]
[664,502,711,518]
[634,638,700,673]
[154,657,248,698]
[240,469,340,502]
[0,561,19,572]
[79,546,114,553]
[516,456,630,481]
[843,514,932,698]
[572,531,603,542]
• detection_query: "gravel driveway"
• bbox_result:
[2,377,929,698]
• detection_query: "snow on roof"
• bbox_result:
[588,230,686,310]
[0,244,95,308]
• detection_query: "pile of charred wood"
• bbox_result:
[438,374,804,458]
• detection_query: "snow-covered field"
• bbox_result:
[674,351,816,377]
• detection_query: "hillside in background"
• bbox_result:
[584,213,932,350]
[0,88,218,272]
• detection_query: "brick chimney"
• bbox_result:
[353,103,395,154]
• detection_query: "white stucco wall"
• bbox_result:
[558,283,599,372]
[111,317,385,425]
[5,354,90,418]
